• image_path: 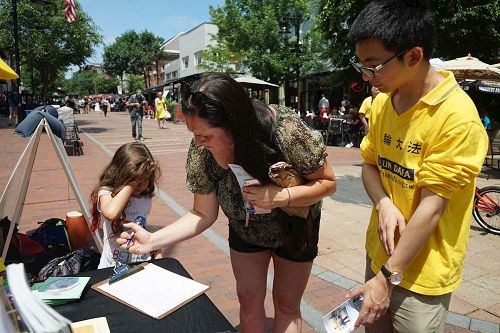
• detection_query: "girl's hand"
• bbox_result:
[377,198,406,256]
[242,184,288,209]
[116,222,154,254]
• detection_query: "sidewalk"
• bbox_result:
[0,112,498,332]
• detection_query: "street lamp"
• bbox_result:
[280,15,302,110]
[11,0,21,90]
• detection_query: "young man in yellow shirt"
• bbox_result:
[358,85,379,136]
[346,1,488,332]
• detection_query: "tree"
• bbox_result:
[208,0,327,86]
[94,74,119,94]
[316,0,500,68]
[0,0,102,99]
[64,70,97,96]
[103,30,164,88]
[126,74,144,94]
[64,70,119,95]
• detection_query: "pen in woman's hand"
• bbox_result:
[125,216,145,248]
[125,231,135,247]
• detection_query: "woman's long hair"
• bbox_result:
[182,74,313,253]
[89,142,161,235]
[181,73,282,181]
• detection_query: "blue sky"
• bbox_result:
[68,0,224,75]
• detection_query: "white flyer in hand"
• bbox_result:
[228,164,271,214]
[323,295,363,333]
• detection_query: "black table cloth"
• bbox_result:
[55,258,236,333]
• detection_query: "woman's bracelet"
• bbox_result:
[285,188,291,207]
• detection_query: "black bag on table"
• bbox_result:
[35,247,100,281]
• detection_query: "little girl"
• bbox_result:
[90,142,162,269]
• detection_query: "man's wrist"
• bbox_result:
[376,271,396,291]
[375,197,392,212]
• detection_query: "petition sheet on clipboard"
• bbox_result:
[96,263,209,319]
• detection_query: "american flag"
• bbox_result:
[65,0,76,23]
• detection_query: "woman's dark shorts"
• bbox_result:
[228,213,320,262]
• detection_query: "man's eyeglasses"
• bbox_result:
[350,50,408,78]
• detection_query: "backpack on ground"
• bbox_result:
[29,218,72,254]
[0,216,60,278]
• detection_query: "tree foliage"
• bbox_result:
[64,70,119,95]
[103,30,165,87]
[0,0,102,99]
[208,0,327,85]
[316,0,500,66]
[126,74,144,94]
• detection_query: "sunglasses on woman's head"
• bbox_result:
[180,81,222,112]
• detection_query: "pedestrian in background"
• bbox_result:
[359,85,380,135]
[127,89,146,141]
[154,92,167,129]
[343,107,361,148]
[346,1,488,332]
[117,73,336,333]
[103,97,109,117]
[94,99,100,114]
[0,91,7,118]
[8,86,20,127]
[318,94,330,123]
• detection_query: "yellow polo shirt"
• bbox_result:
[360,71,488,295]
[359,96,373,119]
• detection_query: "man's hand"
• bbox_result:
[377,197,406,256]
[347,272,393,328]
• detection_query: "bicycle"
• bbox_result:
[473,185,500,235]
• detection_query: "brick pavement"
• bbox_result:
[1,112,498,332]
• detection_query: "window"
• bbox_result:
[182,56,189,69]
[172,71,178,78]
[194,51,202,65]
[165,73,171,80]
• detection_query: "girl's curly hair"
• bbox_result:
[89,142,161,235]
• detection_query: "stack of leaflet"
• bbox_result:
[0,283,17,333]
[6,263,73,333]
[32,276,90,306]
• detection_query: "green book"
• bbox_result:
[32,277,90,306]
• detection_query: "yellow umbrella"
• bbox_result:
[0,58,19,80]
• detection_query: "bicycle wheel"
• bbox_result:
[473,186,500,235]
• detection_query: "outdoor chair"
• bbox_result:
[63,124,83,156]
[326,118,343,146]
[486,127,500,169]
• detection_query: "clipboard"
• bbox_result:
[91,262,210,320]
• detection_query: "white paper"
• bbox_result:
[6,263,72,333]
[98,263,209,318]
[71,317,110,333]
[323,296,363,333]
[228,164,271,214]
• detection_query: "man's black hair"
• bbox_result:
[347,0,435,60]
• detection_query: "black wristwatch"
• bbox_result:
[381,264,403,285]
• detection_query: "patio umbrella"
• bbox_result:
[0,58,19,80]
[234,76,279,88]
[442,54,500,80]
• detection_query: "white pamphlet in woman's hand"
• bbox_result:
[228,164,271,214]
